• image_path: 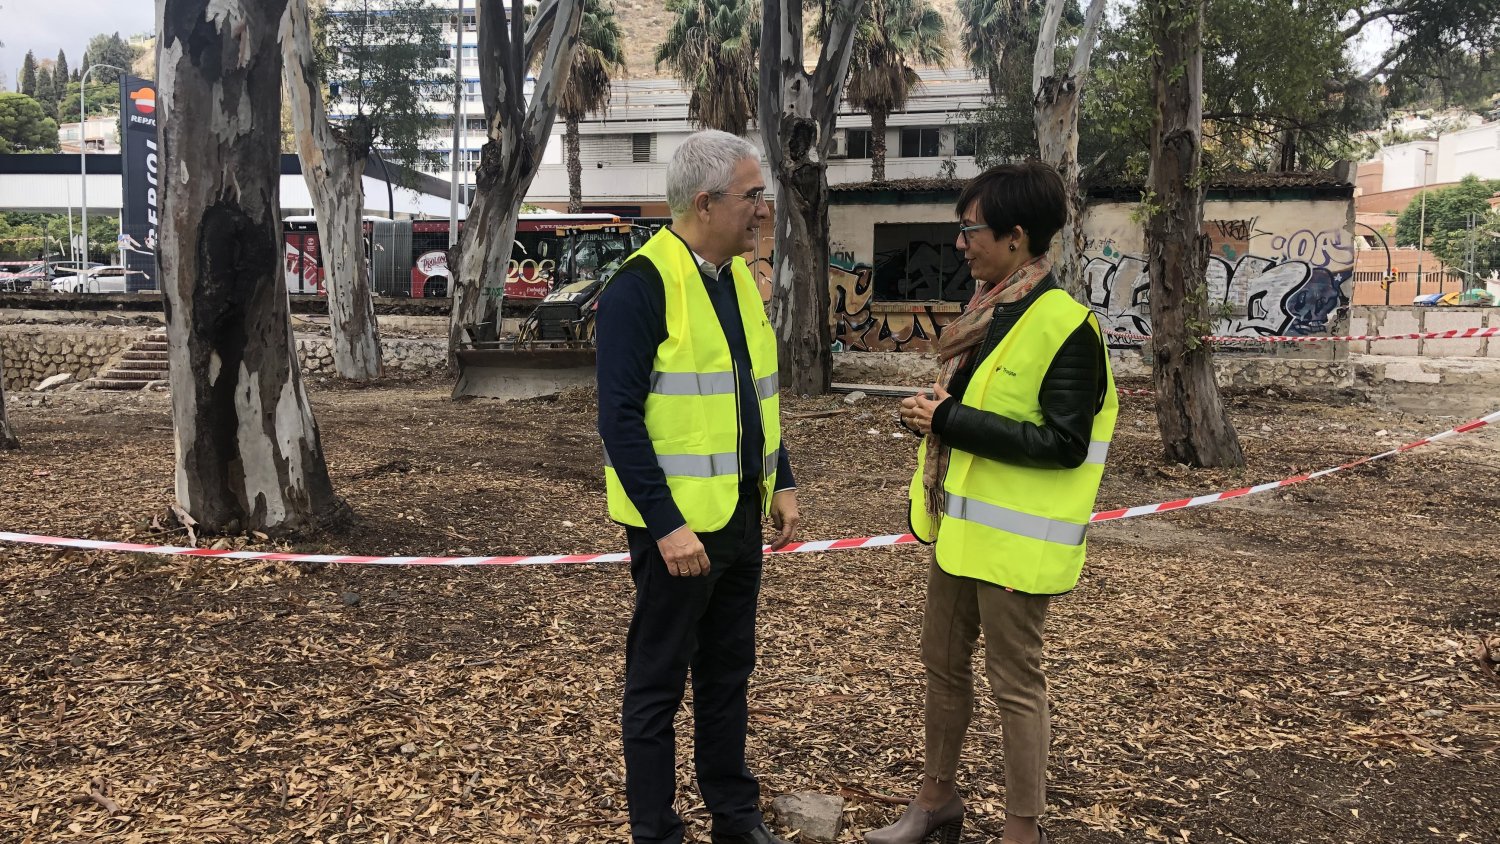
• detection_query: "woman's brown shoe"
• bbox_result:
[864,795,965,844]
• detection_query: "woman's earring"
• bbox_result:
[1008,243,1017,252]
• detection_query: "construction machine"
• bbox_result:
[454,222,654,400]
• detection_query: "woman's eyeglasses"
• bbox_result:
[957,223,989,245]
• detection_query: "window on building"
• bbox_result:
[632,133,655,163]
[454,149,482,170]
[580,134,633,164]
[467,117,487,133]
[846,129,872,159]
[464,80,481,104]
[900,127,941,158]
[953,125,979,158]
[872,223,974,302]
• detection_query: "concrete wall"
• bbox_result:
[0,326,147,391]
[829,193,1356,351]
[1082,197,1354,339]
[1350,306,1500,357]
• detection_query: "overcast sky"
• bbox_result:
[0,1,155,91]
[0,1,1394,95]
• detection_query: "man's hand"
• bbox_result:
[657,526,710,577]
[768,489,801,551]
[898,381,950,436]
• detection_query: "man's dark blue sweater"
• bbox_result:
[596,231,794,541]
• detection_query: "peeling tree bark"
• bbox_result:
[281,0,384,381]
[0,357,19,450]
[158,0,352,534]
[449,0,583,368]
[1145,0,1245,469]
[760,0,867,396]
[1033,0,1106,301]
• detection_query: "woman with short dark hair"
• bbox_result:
[870,161,1119,844]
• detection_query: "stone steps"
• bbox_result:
[87,332,171,391]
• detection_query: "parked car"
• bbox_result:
[50,265,148,294]
[0,261,47,292]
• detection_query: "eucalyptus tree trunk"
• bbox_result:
[1033,0,1106,300]
[566,113,583,213]
[281,0,384,381]
[760,0,867,395]
[0,358,19,450]
[449,0,584,367]
[870,109,888,182]
[1145,0,1245,469]
[158,0,351,534]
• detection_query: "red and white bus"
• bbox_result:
[283,212,623,300]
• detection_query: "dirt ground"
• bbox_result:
[1,375,1497,844]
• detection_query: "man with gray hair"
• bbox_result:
[597,129,799,844]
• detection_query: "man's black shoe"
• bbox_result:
[709,823,791,844]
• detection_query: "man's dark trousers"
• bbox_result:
[622,485,765,844]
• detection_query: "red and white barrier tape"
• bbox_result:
[3,409,1495,566]
[1105,326,1499,345]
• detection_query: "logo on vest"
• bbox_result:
[999,366,1018,377]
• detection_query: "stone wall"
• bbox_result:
[0,326,148,391]
[297,338,448,374]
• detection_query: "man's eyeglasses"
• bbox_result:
[957,223,990,245]
[716,189,768,207]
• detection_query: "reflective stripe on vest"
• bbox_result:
[650,370,736,396]
[604,449,741,479]
[1086,440,1110,465]
[648,369,776,400]
[944,493,1087,546]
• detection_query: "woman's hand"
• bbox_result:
[899,381,950,436]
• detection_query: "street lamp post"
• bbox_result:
[1415,147,1432,299]
[80,62,124,267]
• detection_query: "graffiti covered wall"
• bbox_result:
[829,259,963,352]
[827,194,1355,350]
[1082,200,1354,339]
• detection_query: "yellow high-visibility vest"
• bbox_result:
[909,288,1118,594]
[604,229,781,532]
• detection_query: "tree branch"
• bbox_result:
[525,0,560,71]
[1340,5,1405,41]
[1068,0,1109,79]
[1033,0,1065,97]
[522,0,583,152]
[476,0,514,126]
[811,0,869,153]
[1357,49,1401,83]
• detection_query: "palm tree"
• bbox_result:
[562,0,626,212]
[845,0,947,181]
[957,0,1029,94]
[655,0,760,136]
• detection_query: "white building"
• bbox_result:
[324,1,993,206]
[57,115,121,154]
[521,68,991,210]
[1366,121,1500,192]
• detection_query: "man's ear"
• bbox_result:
[694,191,713,220]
